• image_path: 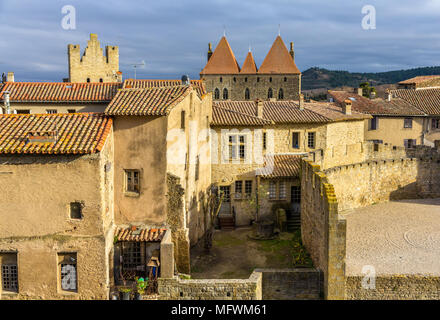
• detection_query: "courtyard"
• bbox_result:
[190,227,312,279]
[343,198,440,276]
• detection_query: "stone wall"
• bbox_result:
[256,268,322,300]
[158,271,262,300]
[301,160,346,300]
[346,275,440,300]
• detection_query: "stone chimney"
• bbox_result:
[3,91,10,114]
[7,72,14,82]
[290,42,294,60]
[257,99,263,118]
[343,99,352,115]
[357,87,363,96]
[299,94,304,110]
[207,43,213,62]
[386,89,392,102]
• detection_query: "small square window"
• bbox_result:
[70,202,82,219]
[404,118,413,129]
[235,181,243,199]
[307,132,316,149]
[292,132,300,149]
[125,170,140,193]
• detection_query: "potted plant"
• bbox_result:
[119,287,132,300]
[134,277,147,300]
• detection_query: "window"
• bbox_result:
[58,253,77,292]
[1,253,18,293]
[46,109,57,114]
[269,77,272,82]
[125,170,140,193]
[195,155,200,181]
[245,88,250,100]
[214,88,220,100]
[404,139,416,148]
[223,88,229,100]
[245,77,248,82]
[70,202,82,219]
[291,186,301,203]
[235,181,243,199]
[67,109,76,113]
[269,181,277,200]
[278,88,284,100]
[233,77,236,82]
[181,111,185,129]
[307,132,316,149]
[86,78,90,83]
[220,186,231,202]
[263,132,267,150]
[219,77,223,83]
[99,78,103,83]
[369,116,378,130]
[15,109,30,114]
[284,77,287,82]
[228,134,246,160]
[279,182,286,200]
[121,242,142,270]
[292,132,300,149]
[257,77,260,82]
[245,180,252,197]
[404,118,413,128]
[268,88,273,99]
[432,119,440,130]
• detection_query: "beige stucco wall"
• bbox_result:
[0,135,114,299]
[364,117,424,147]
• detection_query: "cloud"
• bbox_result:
[0,0,439,81]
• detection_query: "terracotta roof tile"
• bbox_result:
[329,90,425,116]
[115,227,167,242]
[240,51,258,74]
[0,82,121,103]
[0,113,112,154]
[123,79,207,97]
[258,154,302,178]
[391,88,440,115]
[398,76,440,85]
[258,36,300,74]
[105,86,192,116]
[212,104,272,126]
[304,101,372,121]
[200,37,241,75]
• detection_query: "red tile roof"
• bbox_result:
[123,79,207,97]
[240,51,258,74]
[257,154,302,178]
[105,86,192,116]
[0,82,121,103]
[0,113,112,154]
[391,88,440,115]
[328,90,425,116]
[212,105,273,126]
[200,37,241,75]
[115,227,167,242]
[398,76,440,85]
[258,36,301,74]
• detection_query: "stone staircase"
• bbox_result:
[218,215,235,230]
[286,210,301,232]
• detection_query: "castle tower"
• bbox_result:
[68,33,122,83]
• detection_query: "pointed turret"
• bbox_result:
[200,36,241,75]
[240,51,258,74]
[258,36,300,74]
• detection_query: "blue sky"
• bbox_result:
[0,0,439,81]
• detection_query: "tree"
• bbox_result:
[201,185,224,253]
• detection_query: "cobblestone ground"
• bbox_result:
[342,198,440,276]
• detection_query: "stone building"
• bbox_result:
[68,34,122,83]
[210,98,369,228]
[397,75,440,90]
[200,36,301,101]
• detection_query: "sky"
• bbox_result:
[0,0,439,82]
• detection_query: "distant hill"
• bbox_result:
[302,66,440,90]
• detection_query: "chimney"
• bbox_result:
[369,91,376,99]
[299,94,304,110]
[207,43,213,62]
[7,72,14,82]
[343,99,352,115]
[357,87,363,96]
[289,42,294,60]
[3,91,11,114]
[386,89,392,101]
[257,99,263,118]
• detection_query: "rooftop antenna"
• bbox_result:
[278,24,281,36]
[131,60,146,80]
[249,43,252,52]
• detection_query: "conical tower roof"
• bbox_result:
[200,37,241,75]
[258,36,300,74]
[240,51,258,74]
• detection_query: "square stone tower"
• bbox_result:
[68,33,122,83]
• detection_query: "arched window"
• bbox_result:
[269,77,272,82]
[214,88,220,100]
[233,77,237,82]
[223,88,229,100]
[268,88,273,99]
[220,77,223,83]
[245,88,250,100]
[278,88,284,100]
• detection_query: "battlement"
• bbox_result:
[68,34,121,83]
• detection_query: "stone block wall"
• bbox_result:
[301,160,346,300]
[158,271,262,300]
[346,275,440,300]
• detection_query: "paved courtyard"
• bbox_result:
[343,198,440,276]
